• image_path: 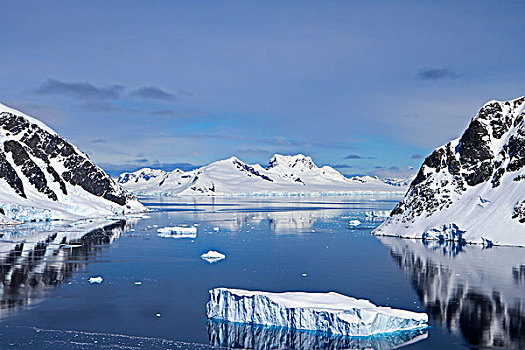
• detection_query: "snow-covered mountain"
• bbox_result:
[374,96,525,246]
[0,103,144,221]
[118,154,408,196]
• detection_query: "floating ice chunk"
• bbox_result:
[201,250,226,263]
[348,220,361,227]
[89,276,103,284]
[156,313,161,317]
[365,210,390,218]
[125,214,151,219]
[421,223,466,242]
[301,273,307,277]
[213,227,220,232]
[157,226,197,239]
[207,288,428,337]
[134,281,142,285]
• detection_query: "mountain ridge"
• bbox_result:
[0,103,145,221]
[118,154,410,196]
[374,96,525,246]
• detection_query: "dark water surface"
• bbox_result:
[0,196,522,349]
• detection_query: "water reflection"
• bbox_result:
[0,220,126,317]
[207,320,428,350]
[379,237,525,348]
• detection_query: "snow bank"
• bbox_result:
[206,288,428,336]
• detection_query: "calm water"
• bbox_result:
[0,196,523,349]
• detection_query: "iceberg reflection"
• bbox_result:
[379,237,525,349]
[207,320,428,350]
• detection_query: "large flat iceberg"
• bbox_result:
[206,288,428,337]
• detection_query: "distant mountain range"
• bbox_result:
[0,103,144,221]
[117,154,410,196]
[375,96,525,246]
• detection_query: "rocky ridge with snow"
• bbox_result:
[374,96,525,246]
[118,154,408,196]
[0,103,144,221]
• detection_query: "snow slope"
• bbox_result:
[0,103,145,221]
[206,288,428,336]
[374,97,525,246]
[118,154,408,196]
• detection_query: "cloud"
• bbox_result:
[36,79,124,100]
[371,165,417,179]
[131,86,176,101]
[329,164,354,169]
[150,109,178,116]
[344,154,374,159]
[411,154,424,159]
[80,100,121,113]
[236,148,272,156]
[417,68,458,81]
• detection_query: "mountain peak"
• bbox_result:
[267,154,316,170]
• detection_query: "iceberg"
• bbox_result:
[206,288,428,337]
[365,210,390,218]
[348,219,361,226]
[208,320,428,350]
[156,226,197,239]
[201,250,226,263]
[89,276,103,284]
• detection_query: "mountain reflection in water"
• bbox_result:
[207,320,428,350]
[379,237,525,349]
[0,220,126,317]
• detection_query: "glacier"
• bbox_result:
[206,288,428,337]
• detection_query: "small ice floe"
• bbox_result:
[365,210,390,218]
[348,220,361,227]
[213,227,220,232]
[134,281,142,285]
[126,214,151,219]
[301,273,308,277]
[201,250,226,263]
[89,276,103,284]
[207,288,428,337]
[157,226,197,239]
[156,313,161,317]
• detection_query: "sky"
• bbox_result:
[1,1,525,177]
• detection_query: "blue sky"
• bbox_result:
[1,1,524,177]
